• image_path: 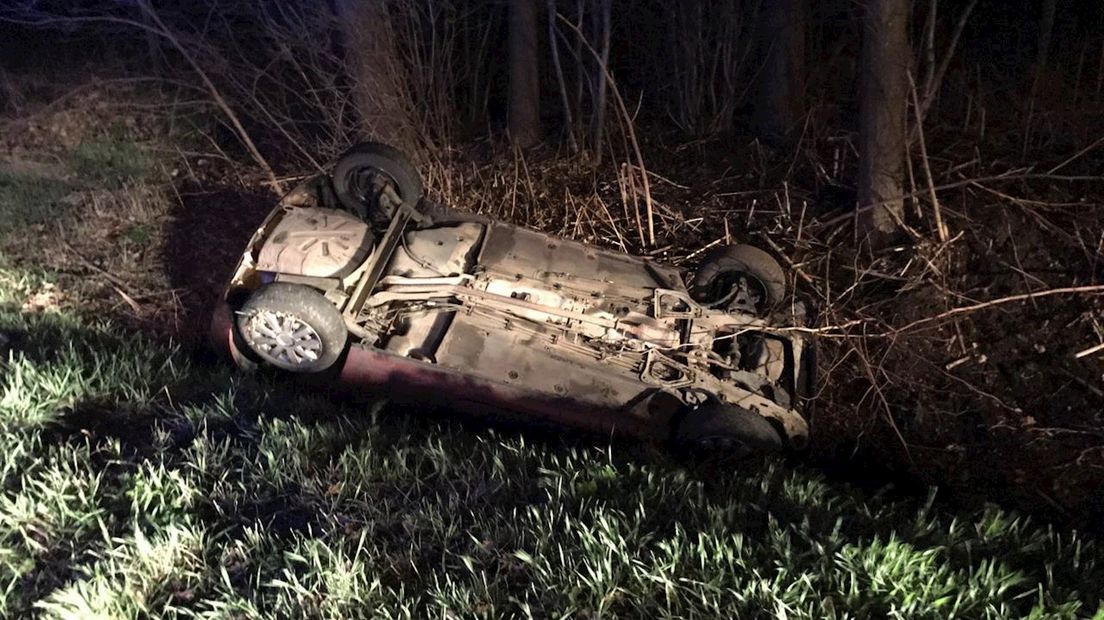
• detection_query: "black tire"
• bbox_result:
[673,403,785,458]
[333,142,424,221]
[691,244,787,313]
[235,283,348,373]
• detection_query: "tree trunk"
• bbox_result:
[754,0,805,145]
[1036,0,1058,79]
[590,0,611,163]
[857,0,909,241]
[509,0,542,148]
[547,0,577,150]
[334,0,414,149]
[1029,0,1058,103]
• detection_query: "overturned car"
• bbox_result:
[211,143,815,457]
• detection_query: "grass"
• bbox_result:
[69,136,153,186]
[0,130,1100,617]
[1,267,1103,618]
[0,171,68,235]
[0,135,152,239]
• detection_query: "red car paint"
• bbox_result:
[211,301,677,442]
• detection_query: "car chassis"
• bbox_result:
[211,144,813,454]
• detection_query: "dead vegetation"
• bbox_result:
[1,0,1102,528]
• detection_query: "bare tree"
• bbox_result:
[915,0,977,127]
[547,0,577,150]
[754,0,805,144]
[857,0,909,241]
[1036,0,1058,82]
[663,0,758,135]
[509,0,542,148]
[334,0,414,149]
[590,0,611,162]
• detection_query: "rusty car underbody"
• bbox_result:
[211,145,813,452]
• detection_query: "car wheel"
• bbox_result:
[333,142,424,223]
[236,283,348,373]
[690,244,786,315]
[673,403,785,458]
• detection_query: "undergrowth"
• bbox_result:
[69,135,153,186]
[1,267,1102,618]
[0,171,68,234]
[0,134,153,239]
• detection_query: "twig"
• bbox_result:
[1074,342,1104,359]
[593,196,626,251]
[851,340,914,464]
[893,285,1104,334]
[816,171,1104,228]
[969,181,1090,208]
[761,236,815,286]
[60,238,136,295]
[634,166,689,189]
[931,356,1023,412]
[916,0,978,126]
[110,285,142,315]
[557,12,655,246]
[1056,368,1104,400]
[684,238,724,261]
[908,71,948,243]
[133,1,282,192]
[1048,135,1104,175]
[3,7,283,192]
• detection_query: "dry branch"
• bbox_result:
[908,71,948,243]
[818,171,1104,228]
[893,285,1104,334]
[1048,135,1104,175]
[135,0,282,191]
[556,12,656,246]
[916,0,978,126]
[1074,342,1104,359]
[1,6,283,192]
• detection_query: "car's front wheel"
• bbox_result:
[235,283,348,373]
[673,403,785,459]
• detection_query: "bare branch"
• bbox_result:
[907,70,948,242]
[893,285,1104,335]
[917,0,978,124]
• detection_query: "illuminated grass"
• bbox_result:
[0,268,1102,618]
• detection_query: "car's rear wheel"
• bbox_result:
[691,244,786,315]
[673,403,785,458]
[236,283,348,373]
[333,142,424,224]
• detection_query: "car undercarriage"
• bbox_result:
[214,143,813,455]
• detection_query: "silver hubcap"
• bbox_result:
[245,310,323,371]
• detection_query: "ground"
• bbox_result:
[1,78,1103,617]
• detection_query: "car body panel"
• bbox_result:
[211,299,677,441]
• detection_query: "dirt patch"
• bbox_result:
[161,181,273,344]
[0,174,274,345]
[0,78,274,345]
